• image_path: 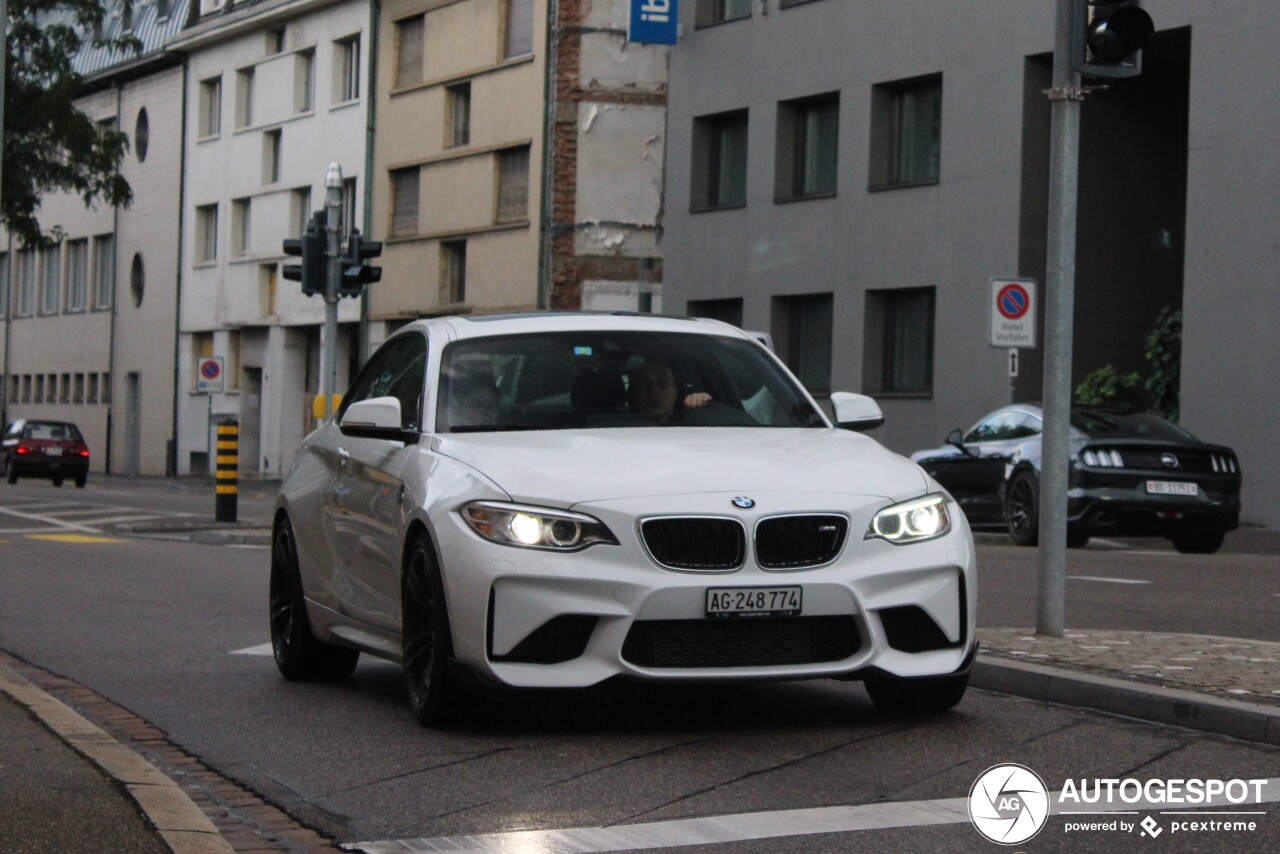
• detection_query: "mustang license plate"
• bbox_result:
[706,586,801,619]
[1146,481,1198,496]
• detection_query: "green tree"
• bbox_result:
[3,0,138,246]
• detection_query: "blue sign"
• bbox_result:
[628,0,678,45]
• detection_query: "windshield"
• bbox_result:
[436,331,825,433]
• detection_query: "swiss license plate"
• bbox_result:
[706,586,801,619]
[1146,480,1199,496]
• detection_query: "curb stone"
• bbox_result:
[973,655,1280,746]
[0,662,235,854]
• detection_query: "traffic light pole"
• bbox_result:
[1038,0,1084,638]
[322,163,345,418]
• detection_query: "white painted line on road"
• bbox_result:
[231,643,274,656]
[1068,576,1153,585]
[347,780,1280,853]
[0,505,99,533]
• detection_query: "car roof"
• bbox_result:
[399,311,754,344]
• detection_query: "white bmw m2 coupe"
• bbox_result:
[271,312,977,726]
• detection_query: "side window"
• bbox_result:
[966,412,1025,443]
[341,334,427,430]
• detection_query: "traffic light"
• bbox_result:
[282,212,326,296]
[1071,1,1155,79]
[338,228,383,298]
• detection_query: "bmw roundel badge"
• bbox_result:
[732,496,756,510]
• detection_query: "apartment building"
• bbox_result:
[663,0,1280,527]
[1,0,188,476]
[367,0,669,349]
[169,0,374,477]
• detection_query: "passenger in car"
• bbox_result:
[626,358,710,422]
[446,366,499,429]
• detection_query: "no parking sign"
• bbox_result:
[989,277,1037,348]
[197,356,225,393]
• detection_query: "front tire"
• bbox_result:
[1171,529,1225,555]
[865,670,970,714]
[1006,470,1039,546]
[402,534,460,727]
[269,517,359,681]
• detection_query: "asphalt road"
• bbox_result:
[1,480,1277,851]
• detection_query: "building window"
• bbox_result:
[263,129,282,184]
[692,109,748,210]
[395,15,425,88]
[87,374,98,404]
[773,293,832,395]
[16,249,36,317]
[93,235,115,309]
[199,76,222,137]
[0,252,7,316]
[135,108,149,162]
[60,374,71,403]
[22,375,32,402]
[442,240,466,303]
[504,0,534,59]
[259,264,278,318]
[335,36,360,102]
[290,187,312,238]
[688,298,744,329]
[35,375,45,403]
[342,177,358,233]
[235,67,254,128]
[446,82,471,148]
[496,146,530,223]
[696,0,751,27]
[232,198,252,257]
[295,50,315,113]
[390,167,420,236]
[196,205,218,263]
[66,239,89,312]
[40,244,61,315]
[130,253,145,307]
[863,287,935,394]
[871,74,942,189]
[268,28,286,55]
[776,94,839,201]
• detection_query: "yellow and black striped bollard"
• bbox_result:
[215,420,239,523]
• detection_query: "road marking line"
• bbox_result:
[231,643,274,656]
[347,781,1280,853]
[0,506,99,533]
[28,533,122,544]
[1068,576,1152,585]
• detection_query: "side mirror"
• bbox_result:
[339,396,417,443]
[946,428,974,457]
[830,392,885,432]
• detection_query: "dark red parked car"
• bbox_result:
[2,419,90,487]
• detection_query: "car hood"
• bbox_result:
[431,428,926,506]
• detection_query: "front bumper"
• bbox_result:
[433,494,978,689]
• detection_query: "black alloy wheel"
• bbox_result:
[269,517,359,680]
[1171,529,1226,555]
[402,534,460,726]
[864,670,970,714]
[1006,470,1040,547]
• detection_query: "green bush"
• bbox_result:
[1074,364,1145,411]
[1073,307,1181,418]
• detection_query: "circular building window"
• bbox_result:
[130,253,145,307]
[135,108,150,162]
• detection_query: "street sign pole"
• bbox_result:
[322,164,345,418]
[1038,0,1085,638]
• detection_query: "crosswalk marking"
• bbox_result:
[0,500,196,538]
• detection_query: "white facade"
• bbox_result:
[171,0,372,477]
[1,5,187,477]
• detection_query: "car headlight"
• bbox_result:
[866,494,951,545]
[460,501,618,551]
